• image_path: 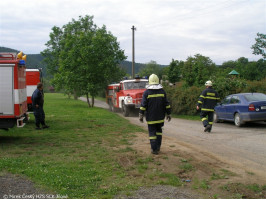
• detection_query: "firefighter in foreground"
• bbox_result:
[197,80,220,132]
[139,74,171,155]
[32,82,49,130]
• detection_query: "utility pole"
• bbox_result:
[131,25,136,78]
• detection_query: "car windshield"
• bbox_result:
[244,93,266,102]
[124,81,148,90]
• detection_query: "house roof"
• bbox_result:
[229,70,239,75]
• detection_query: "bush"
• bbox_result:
[164,82,202,115]
[243,78,266,93]
[212,77,247,100]
[164,78,265,116]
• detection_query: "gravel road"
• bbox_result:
[82,97,266,182]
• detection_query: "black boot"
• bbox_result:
[151,149,159,155]
[42,125,50,129]
[204,125,211,132]
[208,125,212,132]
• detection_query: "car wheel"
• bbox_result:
[213,112,220,123]
[234,113,244,127]
[122,102,130,117]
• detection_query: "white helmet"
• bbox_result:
[205,80,212,86]
[149,74,159,85]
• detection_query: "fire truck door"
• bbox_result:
[0,64,14,115]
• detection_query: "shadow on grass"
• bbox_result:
[0,136,25,144]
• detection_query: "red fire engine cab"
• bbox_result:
[106,77,148,116]
[26,69,42,111]
[0,52,28,129]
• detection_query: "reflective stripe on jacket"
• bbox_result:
[197,87,219,112]
[140,88,171,124]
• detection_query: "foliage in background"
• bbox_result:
[251,33,266,59]
[167,59,183,83]
[243,78,266,93]
[182,54,216,87]
[138,60,164,79]
[164,77,265,116]
[41,15,126,106]
[164,82,202,115]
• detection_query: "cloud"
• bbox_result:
[0,0,265,65]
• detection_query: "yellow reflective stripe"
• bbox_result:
[166,105,171,109]
[207,93,215,96]
[205,96,219,100]
[202,117,207,121]
[140,107,146,111]
[147,120,164,124]
[200,95,205,98]
[156,132,162,135]
[198,101,202,104]
[209,122,213,124]
[201,108,214,112]
[149,136,157,140]
[147,94,165,98]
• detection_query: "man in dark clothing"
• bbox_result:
[197,80,219,133]
[139,74,171,155]
[32,82,49,130]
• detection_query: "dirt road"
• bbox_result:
[80,97,266,183]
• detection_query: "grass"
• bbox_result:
[0,93,145,198]
[1,93,265,198]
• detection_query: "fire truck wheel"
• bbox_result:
[122,102,130,117]
[108,100,114,112]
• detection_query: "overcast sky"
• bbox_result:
[0,0,265,65]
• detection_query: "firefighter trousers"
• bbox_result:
[33,107,46,127]
[148,123,164,151]
[200,111,213,129]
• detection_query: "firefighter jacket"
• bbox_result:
[197,87,220,112]
[140,87,171,124]
[32,89,44,108]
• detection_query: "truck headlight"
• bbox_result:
[126,97,132,103]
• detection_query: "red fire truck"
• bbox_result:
[0,52,28,129]
[106,77,148,116]
[26,69,42,111]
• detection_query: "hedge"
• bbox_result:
[164,78,266,116]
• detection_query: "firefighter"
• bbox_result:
[197,80,220,132]
[139,74,171,155]
[32,82,49,130]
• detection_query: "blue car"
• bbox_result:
[214,93,266,127]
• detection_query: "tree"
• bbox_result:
[167,59,183,83]
[182,54,216,86]
[41,26,63,75]
[138,60,163,79]
[42,15,126,106]
[251,33,266,59]
[221,60,236,69]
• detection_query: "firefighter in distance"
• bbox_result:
[197,80,220,132]
[32,82,49,130]
[139,74,171,155]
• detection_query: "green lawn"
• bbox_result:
[0,93,144,198]
[1,93,265,199]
